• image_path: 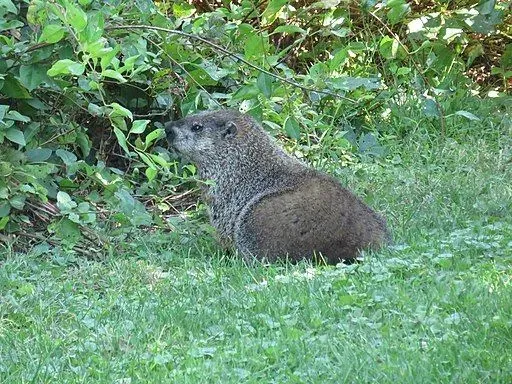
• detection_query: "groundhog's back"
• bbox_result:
[235,172,389,263]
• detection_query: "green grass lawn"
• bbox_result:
[1,108,511,383]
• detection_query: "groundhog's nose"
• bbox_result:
[165,123,176,143]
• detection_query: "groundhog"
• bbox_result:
[165,109,390,264]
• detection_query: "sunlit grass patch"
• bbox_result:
[1,101,511,382]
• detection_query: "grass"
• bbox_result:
[1,98,511,383]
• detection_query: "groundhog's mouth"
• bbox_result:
[165,134,179,151]
[169,146,181,156]
[168,141,191,161]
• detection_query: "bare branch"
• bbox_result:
[107,24,356,104]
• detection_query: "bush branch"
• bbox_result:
[366,9,447,135]
[107,24,356,104]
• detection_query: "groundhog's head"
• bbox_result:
[165,109,251,163]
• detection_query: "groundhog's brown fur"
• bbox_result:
[165,109,390,264]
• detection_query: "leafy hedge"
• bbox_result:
[0,0,510,253]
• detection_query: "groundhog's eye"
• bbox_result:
[191,122,203,132]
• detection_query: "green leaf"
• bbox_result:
[77,202,90,213]
[76,130,91,158]
[0,202,10,217]
[47,59,85,77]
[0,0,17,14]
[231,85,260,101]
[454,110,481,121]
[82,10,104,42]
[387,0,410,25]
[0,216,9,230]
[64,0,87,32]
[39,24,66,44]
[396,67,412,76]
[197,61,230,81]
[0,188,9,199]
[501,44,512,69]
[358,133,385,157]
[114,189,152,226]
[309,62,328,79]
[138,151,155,168]
[109,103,133,121]
[18,64,49,91]
[101,69,127,83]
[172,2,196,18]
[187,68,219,86]
[120,55,140,73]
[284,116,300,139]
[329,27,350,38]
[379,36,399,60]
[1,75,31,99]
[68,213,81,223]
[0,105,8,120]
[257,73,273,98]
[0,19,23,32]
[57,191,77,211]
[87,103,104,116]
[245,35,266,60]
[114,127,130,154]
[329,77,380,91]
[0,120,14,130]
[148,153,169,168]
[422,98,440,118]
[261,0,287,25]
[9,195,26,209]
[273,25,306,34]
[100,46,119,71]
[82,39,106,58]
[407,17,426,34]
[25,99,46,111]
[26,148,52,162]
[130,119,150,134]
[55,149,77,165]
[6,110,30,122]
[53,218,81,247]
[5,128,26,146]
[443,28,463,43]
[134,0,156,14]
[145,167,158,181]
[19,184,35,194]
[311,0,342,8]
[467,8,502,34]
[111,116,127,132]
[477,0,496,15]
[144,128,164,149]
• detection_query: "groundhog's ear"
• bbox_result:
[223,121,237,139]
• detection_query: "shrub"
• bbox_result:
[0,0,510,253]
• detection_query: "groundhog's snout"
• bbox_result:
[164,123,176,144]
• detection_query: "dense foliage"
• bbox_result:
[0,0,510,253]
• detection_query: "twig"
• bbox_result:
[161,188,198,202]
[102,79,151,93]
[39,126,79,147]
[107,25,356,104]
[142,34,222,110]
[15,231,100,258]
[41,88,90,114]
[25,201,59,220]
